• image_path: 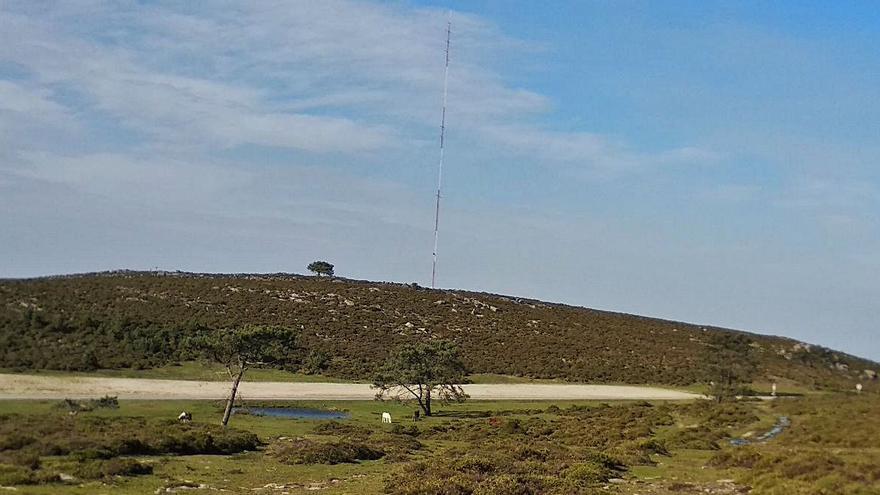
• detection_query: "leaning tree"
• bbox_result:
[373,339,468,416]
[190,325,300,426]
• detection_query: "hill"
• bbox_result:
[0,271,876,390]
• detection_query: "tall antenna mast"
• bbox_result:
[431,20,451,289]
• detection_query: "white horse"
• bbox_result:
[381,412,392,424]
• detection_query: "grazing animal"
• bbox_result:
[381,412,392,424]
[178,411,192,423]
[856,383,863,394]
[412,409,420,422]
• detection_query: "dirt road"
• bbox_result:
[0,374,700,401]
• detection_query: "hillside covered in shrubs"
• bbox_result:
[0,271,877,389]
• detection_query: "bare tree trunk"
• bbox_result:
[221,367,245,427]
[424,387,432,416]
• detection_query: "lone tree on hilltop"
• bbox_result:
[307,260,334,277]
[373,340,468,416]
[190,325,300,426]
[704,333,758,403]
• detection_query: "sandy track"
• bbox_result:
[0,374,700,401]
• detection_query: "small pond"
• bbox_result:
[233,407,350,420]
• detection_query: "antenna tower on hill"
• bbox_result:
[431,20,451,289]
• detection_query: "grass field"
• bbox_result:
[1,392,878,494]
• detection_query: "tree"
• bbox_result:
[373,340,468,416]
[704,333,758,403]
[190,325,300,426]
[307,261,334,277]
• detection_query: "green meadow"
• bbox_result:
[1,393,878,494]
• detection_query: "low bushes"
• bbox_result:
[381,404,672,494]
[55,395,120,413]
[709,446,880,494]
[312,420,370,437]
[268,438,383,464]
[666,425,727,450]
[0,414,259,458]
[0,413,260,486]
[71,458,153,479]
[384,447,624,495]
[707,446,762,468]
[665,401,761,451]
[0,464,59,486]
[272,419,428,465]
[564,461,615,484]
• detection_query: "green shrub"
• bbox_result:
[70,448,114,461]
[386,472,473,495]
[708,447,762,468]
[636,438,669,456]
[0,434,35,451]
[501,418,524,434]
[511,446,548,462]
[268,438,383,464]
[371,433,422,457]
[472,474,522,495]
[312,421,370,437]
[0,414,259,458]
[580,451,625,470]
[471,474,564,495]
[564,461,615,484]
[667,426,727,450]
[0,464,37,485]
[389,424,420,437]
[90,395,119,409]
[72,458,152,479]
[453,456,496,474]
[0,450,41,469]
[0,463,59,486]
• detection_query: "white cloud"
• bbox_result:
[478,124,718,178]
[0,80,67,115]
[0,1,706,170]
[0,6,394,154]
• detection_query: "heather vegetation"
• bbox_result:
[0,395,877,493]
[1,272,877,391]
[0,409,259,487]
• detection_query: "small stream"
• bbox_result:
[730,416,790,446]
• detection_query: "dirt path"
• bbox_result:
[0,374,701,401]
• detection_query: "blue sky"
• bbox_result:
[1,1,878,360]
